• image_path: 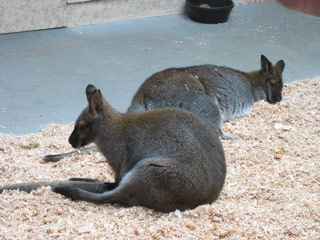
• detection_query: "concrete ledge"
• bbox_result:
[0,0,66,34]
[66,0,185,27]
[0,0,271,34]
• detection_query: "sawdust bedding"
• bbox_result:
[0,77,319,240]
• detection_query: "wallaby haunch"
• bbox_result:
[44,55,284,162]
[51,84,226,212]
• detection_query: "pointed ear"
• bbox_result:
[86,84,97,102]
[261,55,272,75]
[85,84,104,116]
[275,60,285,73]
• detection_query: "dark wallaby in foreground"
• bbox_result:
[44,55,284,162]
[3,84,226,212]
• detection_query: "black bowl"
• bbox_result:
[186,0,234,24]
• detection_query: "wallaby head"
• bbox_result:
[69,85,106,149]
[259,55,285,104]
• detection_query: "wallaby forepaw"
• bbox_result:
[221,134,234,141]
[43,154,64,163]
[53,187,81,201]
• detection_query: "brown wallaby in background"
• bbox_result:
[44,54,284,162]
[37,84,226,212]
[128,54,285,140]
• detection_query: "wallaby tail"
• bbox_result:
[0,179,110,194]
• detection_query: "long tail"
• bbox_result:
[43,146,98,162]
[0,179,109,194]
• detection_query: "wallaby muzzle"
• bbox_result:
[69,130,82,149]
[267,94,282,104]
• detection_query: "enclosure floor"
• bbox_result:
[0,77,319,239]
[0,0,319,134]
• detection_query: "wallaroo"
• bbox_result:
[44,54,285,162]
[1,84,226,212]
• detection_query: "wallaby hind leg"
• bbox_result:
[54,157,199,212]
[54,169,140,206]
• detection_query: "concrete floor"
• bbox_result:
[0,1,319,134]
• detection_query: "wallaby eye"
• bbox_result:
[79,125,87,130]
[78,121,88,130]
[270,81,277,87]
[270,79,276,84]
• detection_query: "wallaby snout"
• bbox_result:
[269,94,282,104]
[266,85,282,104]
[69,130,81,149]
[68,120,95,149]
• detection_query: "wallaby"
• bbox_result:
[54,84,226,212]
[3,84,226,212]
[44,54,284,162]
[128,54,285,139]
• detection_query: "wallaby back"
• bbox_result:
[54,84,226,212]
[128,68,223,137]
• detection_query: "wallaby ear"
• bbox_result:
[275,60,285,73]
[261,55,272,75]
[85,84,104,116]
[86,84,97,102]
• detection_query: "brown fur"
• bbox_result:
[54,84,226,212]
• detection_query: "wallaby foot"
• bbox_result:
[218,129,234,141]
[53,187,84,201]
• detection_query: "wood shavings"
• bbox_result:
[0,77,319,239]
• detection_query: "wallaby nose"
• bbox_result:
[271,95,282,104]
[68,134,77,148]
[68,135,72,145]
[277,95,282,102]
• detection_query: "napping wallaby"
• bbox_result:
[128,54,285,139]
[39,84,226,212]
[44,54,285,162]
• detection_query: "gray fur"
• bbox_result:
[128,55,285,140]
[54,84,226,212]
